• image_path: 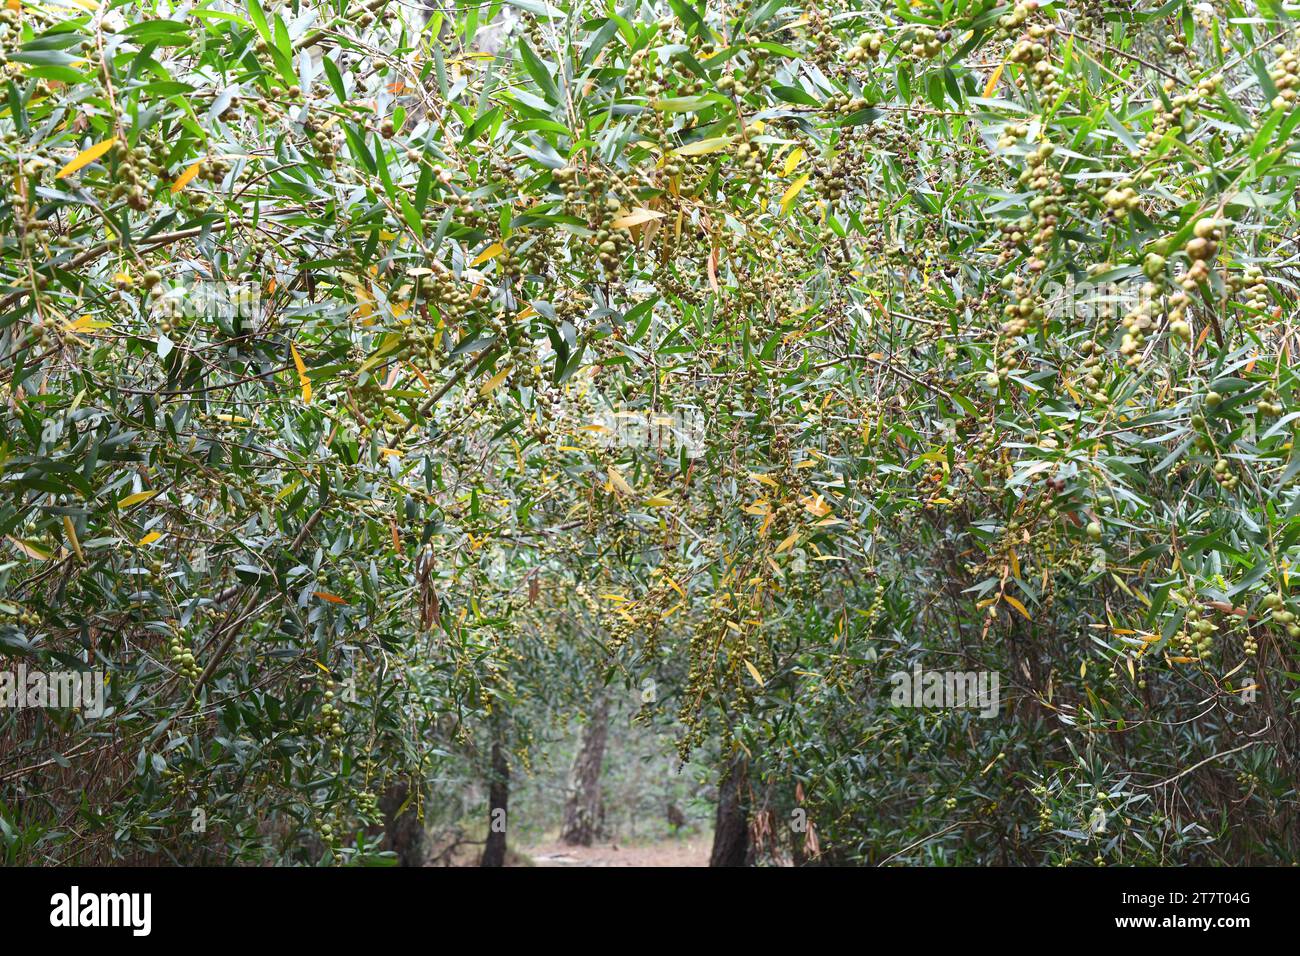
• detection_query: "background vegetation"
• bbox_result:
[2,0,1299,865]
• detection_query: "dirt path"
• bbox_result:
[519,836,710,867]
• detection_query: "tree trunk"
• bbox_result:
[480,735,509,867]
[560,693,609,846]
[709,754,751,867]
[379,779,428,866]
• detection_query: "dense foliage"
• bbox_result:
[3,0,1299,865]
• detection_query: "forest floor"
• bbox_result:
[518,834,711,867]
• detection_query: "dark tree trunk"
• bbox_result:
[560,692,609,846]
[709,754,751,867]
[379,779,428,866]
[480,736,509,867]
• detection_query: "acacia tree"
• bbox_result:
[3,0,1300,866]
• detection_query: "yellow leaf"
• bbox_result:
[744,659,766,687]
[672,136,732,156]
[313,591,349,605]
[780,173,810,213]
[7,536,51,560]
[63,516,84,562]
[470,242,504,267]
[291,343,311,404]
[56,136,117,179]
[607,466,634,496]
[137,531,162,547]
[783,146,804,177]
[171,161,202,194]
[802,494,832,517]
[118,490,159,509]
[645,495,673,507]
[775,530,799,554]
[610,208,667,229]
[1003,595,1032,621]
[983,60,1007,99]
[480,365,511,395]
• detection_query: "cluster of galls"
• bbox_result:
[490,242,526,284]
[398,313,441,367]
[317,676,346,759]
[998,0,1040,33]
[555,290,591,325]
[563,168,636,277]
[997,275,1045,338]
[667,57,706,97]
[1256,385,1283,417]
[553,164,583,202]
[733,139,766,187]
[996,121,1030,150]
[352,376,401,428]
[844,32,885,65]
[167,632,199,682]
[919,461,960,512]
[1210,456,1239,491]
[624,48,655,90]
[1261,592,1298,642]
[14,209,53,257]
[1236,264,1269,312]
[1100,181,1142,221]
[805,8,839,67]
[0,605,39,629]
[1267,35,1300,111]
[1176,592,1217,659]
[1141,75,1221,152]
[354,787,380,822]
[423,259,472,326]
[519,230,558,282]
[595,219,633,276]
[1022,161,1063,270]
[107,140,161,211]
[814,149,862,203]
[303,116,337,168]
[1162,286,1193,343]
[0,7,22,53]
[903,26,951,61]
[159,763,194,798]
[823,90,874,118]
[1005,19,1060,98]
[1178,216,1222,293]
[528,379,563,443]
[1119,263,1166,364]
[193,155,232,188]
